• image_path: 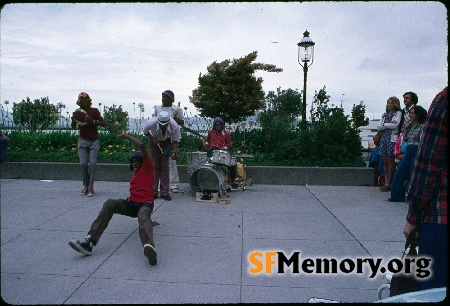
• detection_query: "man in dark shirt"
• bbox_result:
[71,92,106,197]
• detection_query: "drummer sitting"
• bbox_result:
[203,117,239,189]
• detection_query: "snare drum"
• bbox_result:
[211,150,232,166]
[187,152,208,175]
[190,164,225,192]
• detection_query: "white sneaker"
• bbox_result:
[144,244,157,265]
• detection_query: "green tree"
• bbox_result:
[306,106,363,166]
[258,87,301,130]
[263,88,302,119]
[12,97,58,133]
[255,88,300,161]
[350,101,369,128]
[189,51,282,124]
[310,85,331,123]
[102,104,129,133]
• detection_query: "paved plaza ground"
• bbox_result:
[1,179,410,304]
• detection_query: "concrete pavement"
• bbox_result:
[1,179,410,304]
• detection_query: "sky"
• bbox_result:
[1,2,448,122]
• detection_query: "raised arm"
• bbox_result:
[172,107,185,126]
[118,130,149,159]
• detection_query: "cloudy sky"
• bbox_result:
[1,2,447,122]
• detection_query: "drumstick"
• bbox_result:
[157,143,164,153]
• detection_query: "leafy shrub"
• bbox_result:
[6,124,365,167]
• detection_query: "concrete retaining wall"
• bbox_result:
[1,162,373,186]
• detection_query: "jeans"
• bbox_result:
[88,199,155,246]
[389,146,418,202]
[78,138,99,190]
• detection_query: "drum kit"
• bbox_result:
[188,150,252,198]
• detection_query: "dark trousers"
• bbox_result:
[0,136,10,162]
[373,164,385,185]
[228,164,238,181]
[149,140,171,196]
[419,223,447,290]
[88,199,155,247]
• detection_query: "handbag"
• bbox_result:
[389,232,421,296]
[374,131,383,147]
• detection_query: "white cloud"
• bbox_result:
[1,2,447,121]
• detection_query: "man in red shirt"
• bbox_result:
[204,117,232,150]
[69,130,158,265]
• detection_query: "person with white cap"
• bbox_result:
[154,90,184,193]
[142,111,181,201]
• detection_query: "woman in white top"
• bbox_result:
[376,96,402,192]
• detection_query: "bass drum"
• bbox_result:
[190,164,225,195]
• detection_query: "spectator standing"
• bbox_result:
[376,96,403,192]
[399,91,418,132]
[154,90,184,193]
[403,87,447,290]
[0,130,10,162]
[71,92,106,197]
[142,111,181,201]
[389,105,427,202]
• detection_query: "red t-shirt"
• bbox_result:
[128,155,154,203]
[79,108,103,141]
[205,129,232,150]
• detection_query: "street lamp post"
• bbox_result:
[138,103,144,131]
[4,100,10,117]
[340,94,345,109]
[297,30,315,124]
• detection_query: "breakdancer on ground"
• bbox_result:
[69,129,158,265]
